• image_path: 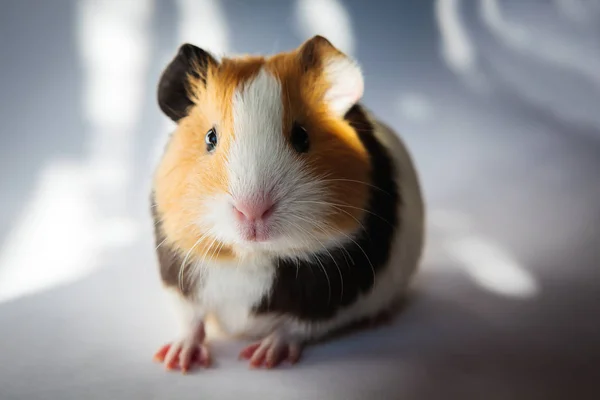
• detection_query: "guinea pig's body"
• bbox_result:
[152,36,424,371]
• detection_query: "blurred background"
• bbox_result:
[1,0,599,399]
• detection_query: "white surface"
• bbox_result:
[0,199,598,399]
[1,1,599,399]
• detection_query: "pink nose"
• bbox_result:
[233,199,275,222]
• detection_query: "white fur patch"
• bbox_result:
[165,288,204,335]
[323,56,364,115]
[201,67,332,255]
[197,258,276,336]
[228,68,288,202]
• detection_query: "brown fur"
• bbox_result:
[154,36,371,268]
[268,51,370,232]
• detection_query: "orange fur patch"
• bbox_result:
[154,38,371,261]
[266,42,371,235]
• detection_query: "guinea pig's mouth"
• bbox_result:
[232,199,277,243]
[223,189,336,253]
[237,221,273,243]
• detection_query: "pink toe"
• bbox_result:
[165,348,182,371]
[153,344,171,362]
[239,343,260,360]
[200,346,212,367]
[250,354,266,368]
[265,347,286,368]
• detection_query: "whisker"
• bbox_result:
[289,214,375,285]
[185,230,219,286]
[288,215,344,303]
[290,214,356,267]
[310,251,331,305]
[286,219,333,305]
[209,240,226,266]
[296,200,394,228]
[198,234,221,268]
[155,237,168,251]
[318,178,393,197]
[284,226,314,281]
[294,200,366,232]
[178,233,207,291]
[180,227,214,286]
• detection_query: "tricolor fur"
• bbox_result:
[152,36,424,344]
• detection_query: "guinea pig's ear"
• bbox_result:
[299,35,364,116]
[157,43,218,122]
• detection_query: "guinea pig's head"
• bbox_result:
[154,36,371,261]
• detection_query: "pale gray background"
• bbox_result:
[1,0,599,399]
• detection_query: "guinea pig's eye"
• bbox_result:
[205,128,218,152]
[291,122,309,153]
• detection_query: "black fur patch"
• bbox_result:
[151,194,198,298]
[157,43,217,122]
[253,105,401,321]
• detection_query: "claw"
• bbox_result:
[153,344,170,363]
[240,334,303,369]
[154,340,211,373]
[239,343,260,360]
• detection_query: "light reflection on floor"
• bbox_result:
[425,209,538,299]
[0,0,599,398]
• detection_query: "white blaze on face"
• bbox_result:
[227,68,289,201]
[202,67,329,252]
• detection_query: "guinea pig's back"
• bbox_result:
[368,112,425,300]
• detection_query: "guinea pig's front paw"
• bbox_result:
[239,332,303,369]
[153,324,211,373]
[154,340,211,373]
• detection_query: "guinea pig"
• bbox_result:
[151,35,425,372]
